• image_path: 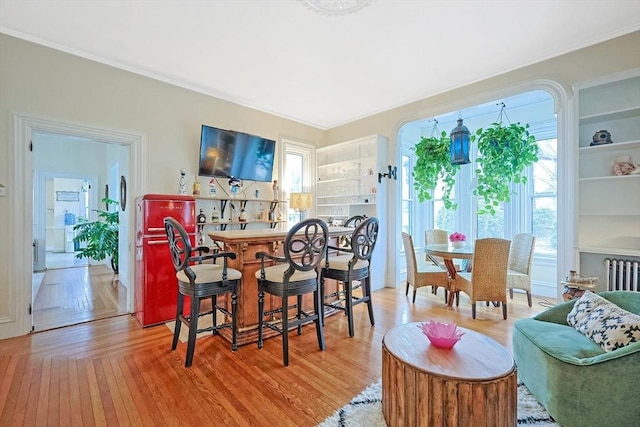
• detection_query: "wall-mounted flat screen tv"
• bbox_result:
[198,125,276,182]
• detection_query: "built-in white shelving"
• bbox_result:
[575,70,640,285]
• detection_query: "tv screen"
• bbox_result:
[198,125,276,182]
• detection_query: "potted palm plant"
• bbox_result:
[73,197,119,273]
[412,130,460,210]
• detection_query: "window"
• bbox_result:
[281,139,314,225]
[401,154,412,235]
[530,138,558,255]
[399,90,556,255]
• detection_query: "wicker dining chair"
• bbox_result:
[507,233,536,307]
[452,238,511,319]
[402,232,449,303]
[424,229,448,264]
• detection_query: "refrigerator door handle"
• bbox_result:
[148,240,169,245]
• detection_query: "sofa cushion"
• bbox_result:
[568,291,640,352]
[513,318,605,363]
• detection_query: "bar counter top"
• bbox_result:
[208,225,354,243]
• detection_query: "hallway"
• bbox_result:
[32,264,127,332]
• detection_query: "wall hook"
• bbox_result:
[378,165,398,183]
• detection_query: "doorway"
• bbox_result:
[29,129,131,332]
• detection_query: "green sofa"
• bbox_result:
[513,291,640,427]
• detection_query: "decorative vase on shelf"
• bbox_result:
[452,241,465,249]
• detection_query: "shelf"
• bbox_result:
[317,192,377,199]
[579,174,640,182]
[194,196,286,203]
[579,212,640,217]
[578,247,640,257]
[317,156,376,169]
[579,106,640,124]
[579,140,640,153]
[317,176,362,184]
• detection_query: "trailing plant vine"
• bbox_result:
[472,120,538,215]
[412,130,460,210]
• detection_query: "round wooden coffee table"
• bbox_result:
[382,322,516,427]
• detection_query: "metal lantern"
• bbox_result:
[450,117,471,165]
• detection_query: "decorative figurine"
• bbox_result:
[197,208,207,226]
[192,176,200,196]
[208,179,217,197]
[272,180,279,200]
[590,129,613,146]
[612,154,640,176]
[178,168,187,194]
[229,177,242,198]
[239,208,247,222]
[254,189,260,199]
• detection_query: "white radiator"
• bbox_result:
[604,258,640,292]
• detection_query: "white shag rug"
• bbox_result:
[318,380,558,426]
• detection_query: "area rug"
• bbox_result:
[318,379,559,426]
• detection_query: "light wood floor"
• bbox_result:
[32,265,127,332]
[1,270,556,426]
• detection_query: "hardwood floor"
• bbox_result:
[1,272,556,426]
[32,265,127,332]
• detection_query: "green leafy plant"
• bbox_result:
[73,197,119,273]
[412,131,460,210]
[472,122,538,215]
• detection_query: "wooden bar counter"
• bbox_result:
[382,323,517,427]
[208,226,353,346]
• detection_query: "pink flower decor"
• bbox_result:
[449,232,466,242]
[417,321,464,349]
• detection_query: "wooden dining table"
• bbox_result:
[424,243,474,307]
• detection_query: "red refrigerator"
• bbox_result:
[135,194,196,327]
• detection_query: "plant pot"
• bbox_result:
[451,241,465,249]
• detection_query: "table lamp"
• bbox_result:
[289,192,313,221]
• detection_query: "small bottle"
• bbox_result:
[211,206,220,222]
[276,207,282,221]
[208,179,217,198]
[239,208,247,222]
[178,169,187,194]
[192,176,200,196]
[268,209,275,222]
[257,204,266,221]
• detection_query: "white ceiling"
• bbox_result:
[1,0,639,129]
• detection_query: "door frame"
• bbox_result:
[4,112,145,339]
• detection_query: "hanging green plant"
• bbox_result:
[412,129,460,210]
[472,113,538,215]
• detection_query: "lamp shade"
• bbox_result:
[289,193,313,211]
[450,117,471,165]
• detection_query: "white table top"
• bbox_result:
[424,243,474,259]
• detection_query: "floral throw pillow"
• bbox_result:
[568,291,640,352]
